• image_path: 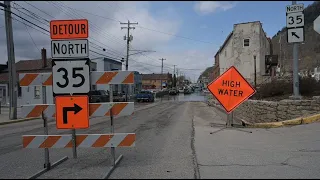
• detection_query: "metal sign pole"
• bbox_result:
[226,113,232,127]
[72,129,77,159]
[110,84,116,166]
[42,111,51,170]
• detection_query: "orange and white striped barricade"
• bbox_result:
[23,133,136,148]
[19,71,135,86]
[20,70,136,179]
[21,102,134,119]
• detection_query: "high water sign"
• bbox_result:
[207,66,256,113]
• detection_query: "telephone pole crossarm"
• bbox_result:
[120,20,138,101]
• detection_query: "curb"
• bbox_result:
[0,117,39,126]
[206,99,320,128]
[242,114,320,128]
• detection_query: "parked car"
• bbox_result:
[88,90,109,103]
[136,90,155,102]
[113,91,126,102]
[178,87,184,93]
[184,88,191,94]
[169,88,178,95]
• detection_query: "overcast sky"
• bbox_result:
[1,1,314,82]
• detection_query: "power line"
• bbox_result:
[13,3,40,52]
[23,1,55,18]
[0,8,49,32]
[9,3,123,60]
[45,1,215,68]
[10,13,153,72]
[11,5,49,26]
[14,2,50,22]
[48,1,127,58]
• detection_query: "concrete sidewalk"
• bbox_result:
[0,107,22,120]
[193,102,320,179]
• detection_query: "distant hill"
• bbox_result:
[198,66,213,81]
[271,1,320,74]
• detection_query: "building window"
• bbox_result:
[243,39,250,47]
[18,86,21,97]
[34,86,40,99]
[225,50,227,57]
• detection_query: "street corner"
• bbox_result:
[241,113,320,129]
[0,117,39,126]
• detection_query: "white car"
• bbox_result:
[203,89,209,93]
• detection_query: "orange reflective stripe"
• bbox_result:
[27,105,48,118]
[76,135,88,147]
[23,136,35,148]
[118,134,135,147]
[96,72,118,84]
[122,72,134,84]
[43,74,53,86]
[92,135,113,147]
[39,136,61,148]
[105,103,127,116]
[89,104,101,116]
[19,74,38,86]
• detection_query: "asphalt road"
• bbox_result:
[1,92,319,179]
[0,93,206,179]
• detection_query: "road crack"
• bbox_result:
[191,116,200,179]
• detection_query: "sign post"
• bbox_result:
[207,66,256,132]
[286,2,304,99]
[20,18,136,179]
[50,19,90,159]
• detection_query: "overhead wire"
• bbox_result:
[48,1,209,79]
[12,2,127,61]
[13,3,40,52]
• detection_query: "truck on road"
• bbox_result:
[136,90,155,102]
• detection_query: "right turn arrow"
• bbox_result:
[292,32,300,39]
[63,104,83,124]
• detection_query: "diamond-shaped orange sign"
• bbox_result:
[207,66,256,113]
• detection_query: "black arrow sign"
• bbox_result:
[63,103,82,124]
[292,32,300,39]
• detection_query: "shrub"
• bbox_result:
[252,76,320,99]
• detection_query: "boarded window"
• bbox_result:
[243,39,250,47]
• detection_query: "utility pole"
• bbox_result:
[160,58,166,90]
[253,55,257,89]
[120,20,138,101]
[173,65,176,88]
[292,0,300,99]
[3,1,17,119]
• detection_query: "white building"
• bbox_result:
[217,21,271,84]
[91,57,124,93]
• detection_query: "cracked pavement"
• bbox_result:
[193,104,320,179]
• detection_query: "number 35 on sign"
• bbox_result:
[286,12,304,28]
[52,60,90,96]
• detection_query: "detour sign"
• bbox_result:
[50,19,89,39]
[207,66,256,113]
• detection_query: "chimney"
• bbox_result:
[41,48,47,68]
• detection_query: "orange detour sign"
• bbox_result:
[50,19,88,39]
[55,95,89,129]
[207,66,256,113]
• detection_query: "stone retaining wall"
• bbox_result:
[207,94,320,124]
